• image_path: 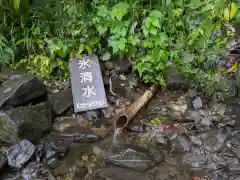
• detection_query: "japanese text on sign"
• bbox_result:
[78,57,96,98]
[70,56,108,113]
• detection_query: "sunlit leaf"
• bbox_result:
[227,62,238,73]
[224,3,237,21]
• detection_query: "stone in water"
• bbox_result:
[7,139,35,168]
[70,56,108,112]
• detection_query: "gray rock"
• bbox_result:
[95,167,150,180]
[0,112,19,144]
[197,128,229,152]
[103,145,155,171]
[21,162,55,180]
[110,75,132,98]
[182,150,207,169]
[188,110,201,122]
[170,134,192,153]
[58,126,102,143]
[52,116,85,132]
[47,89,73,116]
[166,67,190,91]
[0,147,7,170]
[0,72,46,110]
[192,97,203,109]
[73,167,88,180]
[7,139,35,168]
[4,102,53,142]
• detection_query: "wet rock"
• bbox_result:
[21,162,55,180]
[21,162,37,180]
[182,151,207,170]
[192,97,203,109]
[155,134,168,144]
[189,136,202,146]
[0,147,7,170]
[101,105,115,119]
[225,102,240,127]
[7,139,35,168]
[228,135,240,158]
[4,102,53,142]
[153,163,192,180]
[110,75,132,98]
[229,164,240,172]
[212,104,226,117]
[170,134,192,153]
[58,126,101,143]
[82,110,102,121]
[197,128,230,152]
[166,67,190,91]
[187,110,201,122]
[47,89,73,116]
[206,153,226,170]
[171,103,188,116]
[37,138,68,165]
[201,116,212,127]
[0,112,19,144]
[0,72,46,110]
[104,145,155,171]
[222,152,239,167]
[52,116,84,132]
[73,167,88,180]
[95,167,150,180]
[127,124,146,133]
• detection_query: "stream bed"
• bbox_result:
[1,62,240,180]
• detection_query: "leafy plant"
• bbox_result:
[0,0,239,96]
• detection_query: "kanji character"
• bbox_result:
[78,57,91,69]
[82,86,96,97]
[80,72,93,83]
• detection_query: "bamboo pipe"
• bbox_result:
[113,84,159,134]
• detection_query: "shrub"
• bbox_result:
[0,0,239,89]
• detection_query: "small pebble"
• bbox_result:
[192,97,203,109]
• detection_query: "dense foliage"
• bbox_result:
[0,0,240,89]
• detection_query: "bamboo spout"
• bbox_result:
[114,84,159,133]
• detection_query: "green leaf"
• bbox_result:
[86,45,93,55]
[96,24,108,35]
[101,51,111,61]
[224,3,237,20]
[236,13,240,23]
[117,38,126,51]
[151,17,160,28]
[150,27,157,35]
[129,36,140,46]
[143,40,153,48]
[111,2,129,21]
[150,10,162,18]
[144,17,152,29]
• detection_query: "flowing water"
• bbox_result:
[112,128,123,144]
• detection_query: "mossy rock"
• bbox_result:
[0,112,19,144]
[4,102,53,143]
[0,69,46,110]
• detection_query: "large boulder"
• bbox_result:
[0,112,19,144]
[3,102,53,142]
[0,146,7,170]
[0,71,46,110]
[47,89,73,116]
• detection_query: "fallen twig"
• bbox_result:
[109,76,117,96]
